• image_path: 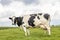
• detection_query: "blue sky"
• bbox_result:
[0,0,60,26]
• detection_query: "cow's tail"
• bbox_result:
[48,15,51,21]
[48,15,51,27]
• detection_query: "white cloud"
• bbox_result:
[0,0,58,18]
[4,1,26,16]
[0,4,5,13]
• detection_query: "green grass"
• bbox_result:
[0,26,60,40]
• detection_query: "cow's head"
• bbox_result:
[9,16,16,25]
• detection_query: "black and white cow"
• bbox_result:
[9,13,51,36]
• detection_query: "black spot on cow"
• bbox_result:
[44,14,50,20]
[28,16,35,27]
[38,13,42,15]
[30,14,37,16]
[37,16,40,19]
[14,17,23,26]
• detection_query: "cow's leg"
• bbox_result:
[18,26,22,31]
[27,29,30,36]
[40,24,51,35]
[20,25,23,30]
[47,27,51,35]
[40,25,47,34]
[22,25,27,36]
[45,24,51,35]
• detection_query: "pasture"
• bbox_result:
[0,26,60,40]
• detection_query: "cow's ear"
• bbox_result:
[9,17,12,19]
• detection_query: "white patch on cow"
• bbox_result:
[12,16,15,25]
[34,16,41,26]
[22,15,30,27]
[40,25,46,29]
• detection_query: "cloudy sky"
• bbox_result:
[0,0,60,26]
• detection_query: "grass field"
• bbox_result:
[0,26,60,40]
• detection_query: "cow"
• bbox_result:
[9,13,51,36]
